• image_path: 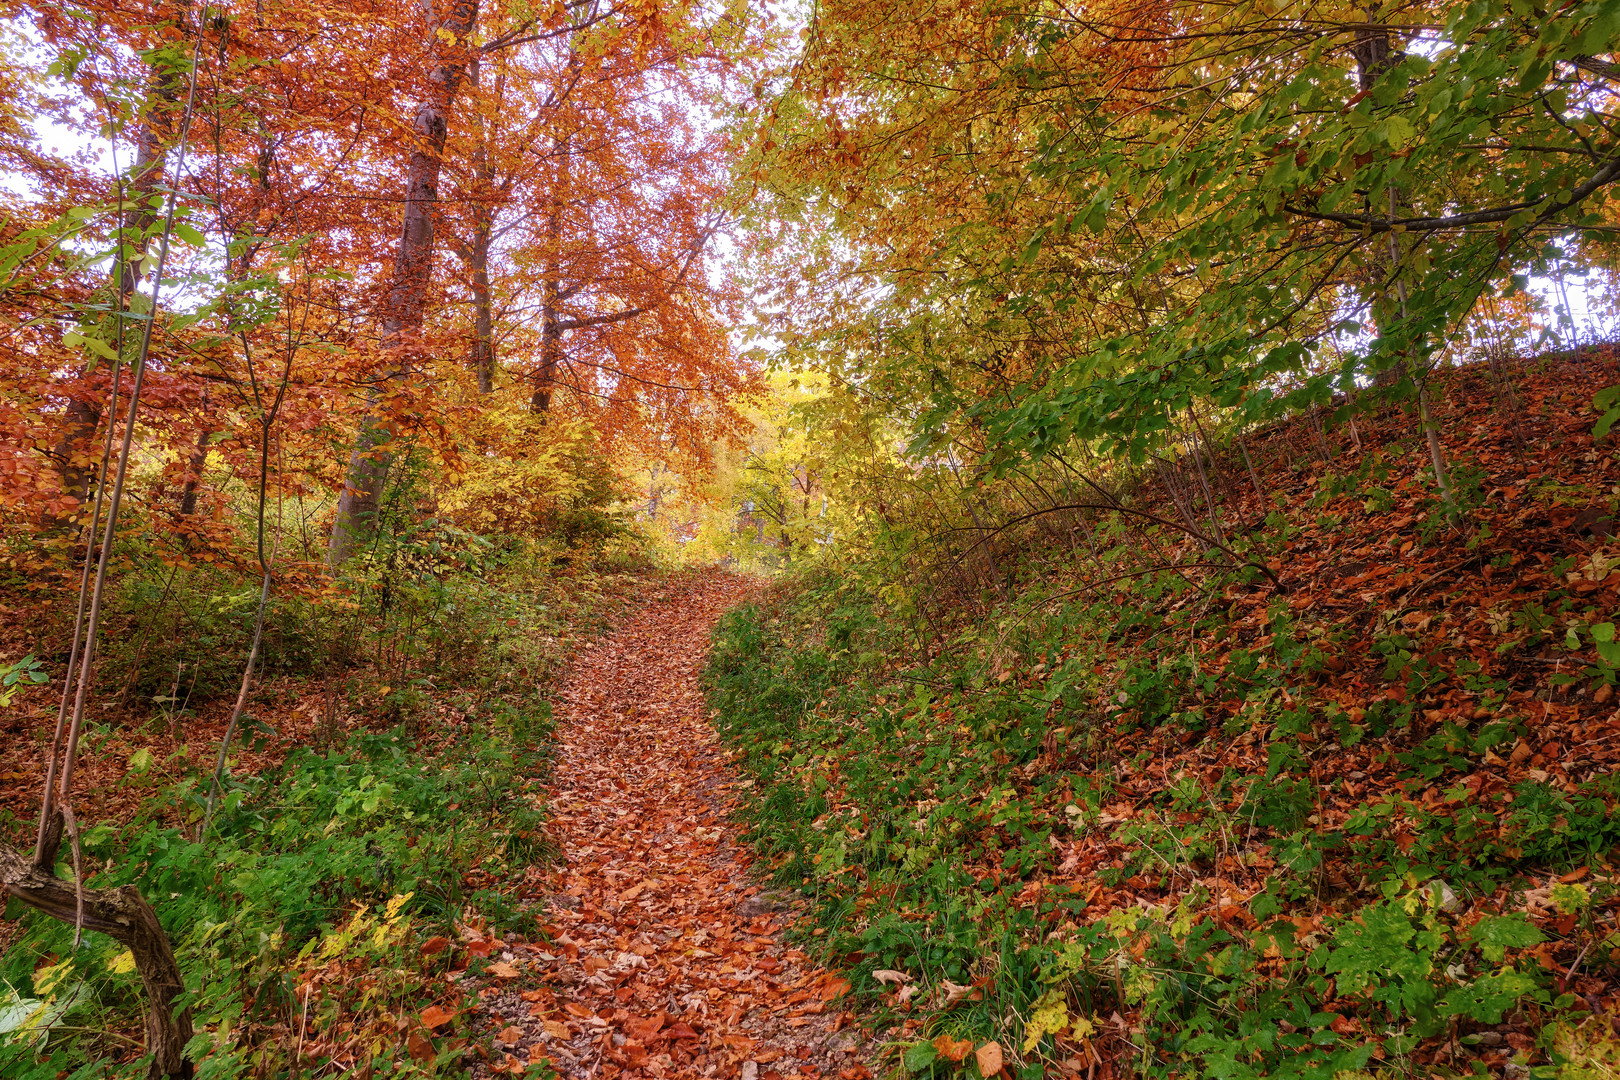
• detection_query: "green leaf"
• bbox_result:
[63,329,119,362]
[173,222,208,247]
[903,1040,940,1072]
[1465,914,1543,963]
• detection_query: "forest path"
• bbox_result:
[470,569,869,1080]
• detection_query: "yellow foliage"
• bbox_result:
[433,401,592,539]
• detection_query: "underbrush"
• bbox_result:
[706,360,1620,1079]
[1,702,555,1078]
[1,465,653,1075]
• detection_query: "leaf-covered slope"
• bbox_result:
[707,349,1620,1079]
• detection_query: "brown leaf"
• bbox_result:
[419,935,449,956]
[407,1030,436,1064]
[934,1035,974,1062]
[420,1005,457,1029]
[542,1019,570,1040]
[487,960,522,978]
[499,1026,524,1045]
[975,1040,1004,1077]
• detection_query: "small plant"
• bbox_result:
[0,654,47,707]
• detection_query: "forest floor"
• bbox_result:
[462,570,875,1080]
[703,349,1620,1079]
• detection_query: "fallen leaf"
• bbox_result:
[872,969,911,985]
[487,961,522,978]
[976,1041,1004,1077]
[407,1030,435,1064]
[542,1020,570,1040]
[499,1026,524,1045]
[934,1034,974,1062]
[420,935,449,956]
[420,1005,457,1029]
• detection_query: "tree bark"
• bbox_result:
[531,132,570,414]
[1,842,195,1079]
[41,8,188,535]
[329,0,479,564]
[466,55,498,394]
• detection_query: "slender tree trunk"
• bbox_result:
[329,0,479,565]
[531,133,571,414]
[466,56,498,394]
[1352,6,1412,390]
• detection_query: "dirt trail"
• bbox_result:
[471,571,870,1080]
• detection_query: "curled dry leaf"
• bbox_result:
[871,969,911,985]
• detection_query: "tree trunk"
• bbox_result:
[1351,6,1410,389]
[177,390,212,518]
[531,133,571,415]
[466,55,498,394]
[41,8,187,535]
[329,0,479,565]
[2,842,195,1078]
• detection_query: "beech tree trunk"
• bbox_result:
[466,55,498,394]
[42,11,185,535]
[1352,5,1410,389]
[531,133,570,415]
[329,0,479,564]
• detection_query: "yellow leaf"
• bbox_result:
[107,950,138,975]
[1023,988,1069,1053]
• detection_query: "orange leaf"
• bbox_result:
[975,1041,1004,1077]
[934,1035,973,1063]
[542,1020,570,1039]
[419,935,449,956]
[499,1026,525,1045]
[420,1005,457,1029]
[487,961,521,978]
[820,976,851,1001]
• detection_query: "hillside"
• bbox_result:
[705,349,1620,1080]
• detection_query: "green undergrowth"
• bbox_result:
[1,702,553,1078]
[706,566,1620,1079]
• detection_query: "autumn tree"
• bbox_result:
[745,0,1620,487]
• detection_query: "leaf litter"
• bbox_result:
[461,572,871,1080]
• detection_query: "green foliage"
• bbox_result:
[0,654,48,706]
[0,721,548,1077]
[708,568,1582,1078]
